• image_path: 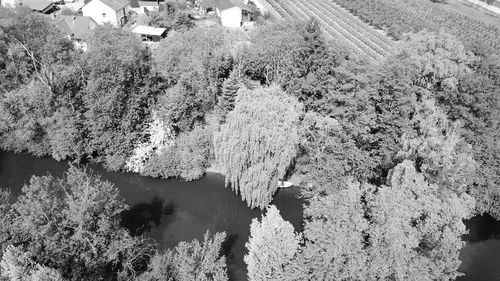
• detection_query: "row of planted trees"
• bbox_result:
[0,6,499,281]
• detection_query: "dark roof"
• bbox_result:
[216,0,249,11]
[99,0,128,11]
[56,15,97,40]
[22,0,54,12]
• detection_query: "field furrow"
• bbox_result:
[260,0,396,61]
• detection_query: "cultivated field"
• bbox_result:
[332,0,500,56]
[262,0,397,61]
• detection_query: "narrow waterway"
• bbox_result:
[0,151,303,281]
[0,150,499,281]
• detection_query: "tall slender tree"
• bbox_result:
[216,70,243,123]
[245,205,300,281]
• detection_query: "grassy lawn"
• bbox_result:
[443,0,500,28]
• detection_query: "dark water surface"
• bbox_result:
[1,151,500,281]
[0,151,303,281]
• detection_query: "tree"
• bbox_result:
[434,64,500,219]
[284,18,344,111]
[139,231,228,281]
[177,126,214,180]
[391,30,474,91]
[172,12,195,31]
[294,112,374,197]
[241,21,304,85]
[153,26,232,103]
[2,166,155,280]
[216,70,244,123]
[0,8,74,92]
[397,97,476,195]
[292,181,369,280]
[173,231,228,281]
[0,81,53,156]
[214,86,303,209]
[292,161,474,281]
[1,245,64,281]
[366,161,474,280]
[82,26,161,170]
[244,205,300,281]
[157,82,209,133]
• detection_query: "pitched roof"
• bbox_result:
[56,15,97,40]
[216,0,249,11]
[138,0,158,6]
[98,0,128,11]
[129,0,138,8]
[132,25,166,36]
[22,0,53,12]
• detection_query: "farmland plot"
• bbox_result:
[263,0,397,61]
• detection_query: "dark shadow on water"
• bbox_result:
[463,214,500,243]
[222,234,239,281]
[222,234,239,259]
[121,197,175,236]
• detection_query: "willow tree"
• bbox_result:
[214,86,302,209]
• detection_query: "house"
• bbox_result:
[56,15,98,50]
[138,1,158,12]
[130,0,159,14]
[215,0,250,28]
[24,0,55,13]
[131,25,166,42]
[1,0,17,8]
[2,0,55,13]
[82,0,130,27]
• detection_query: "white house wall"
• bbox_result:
[220,6,241,28]
[83,0,119,26]
[1,0,16,8]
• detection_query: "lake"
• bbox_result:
[0,150,499,281]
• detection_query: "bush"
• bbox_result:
[177,126,214,180]
[141,126,213,181]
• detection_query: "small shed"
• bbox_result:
[131,25,167,42]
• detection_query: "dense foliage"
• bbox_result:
[0,9,230,181]
[288,161,474,281]
[0,167,155,280]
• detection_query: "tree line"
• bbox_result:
[0,6,499,281]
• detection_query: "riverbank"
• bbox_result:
[205,164,296,188]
